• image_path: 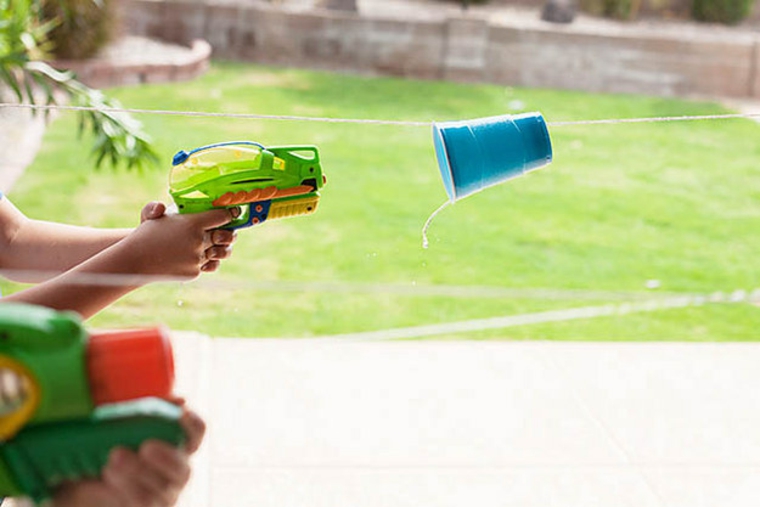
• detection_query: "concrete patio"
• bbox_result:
[172,333,760,507]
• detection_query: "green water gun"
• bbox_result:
[0,303,184,503]
[170,141,327,230]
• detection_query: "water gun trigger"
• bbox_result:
[222,201,272,230]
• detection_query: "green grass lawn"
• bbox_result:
[4,62,759,340]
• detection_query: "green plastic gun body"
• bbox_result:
[170,141,327,230]
[0,304,184,502]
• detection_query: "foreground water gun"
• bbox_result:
[0,303,184,503]
[170,141,327,230]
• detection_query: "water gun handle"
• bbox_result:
[0,398,184,502]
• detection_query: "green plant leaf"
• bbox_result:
[1,0,158,171]
[0,66,24,102]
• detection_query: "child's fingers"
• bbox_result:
[139,440,192,487]
[211,229,237,246]
[205,245,233,261]
[53,480,118,507]
[202,230,236,251]
[200,260,221,273]
[128,465,177,507]
[167,395,187,406]
[193,208,240,230]
[180,409,207,454]
[103,447,167,507]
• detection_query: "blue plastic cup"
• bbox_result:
[433,112,553,202]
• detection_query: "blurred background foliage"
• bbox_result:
[0,0,157,170]
[40,0,117,60]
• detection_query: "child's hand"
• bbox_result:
[124,201,238,279]
[50,408,206,507]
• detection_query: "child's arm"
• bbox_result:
[0,197,132,282]
[0,199,236,319]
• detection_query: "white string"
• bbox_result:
[0,268,722,301]
[548,112,760,126]
[0,269,191,287]
[279,289,760,341]
[0,103,433,126]
[2,102,759,127]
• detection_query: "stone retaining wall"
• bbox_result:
[54,38,212,89]
[124,0,760,99]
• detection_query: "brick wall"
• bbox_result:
[486,27,758,98]
[124,0,760,99]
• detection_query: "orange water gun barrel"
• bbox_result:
[86,327,175,406]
